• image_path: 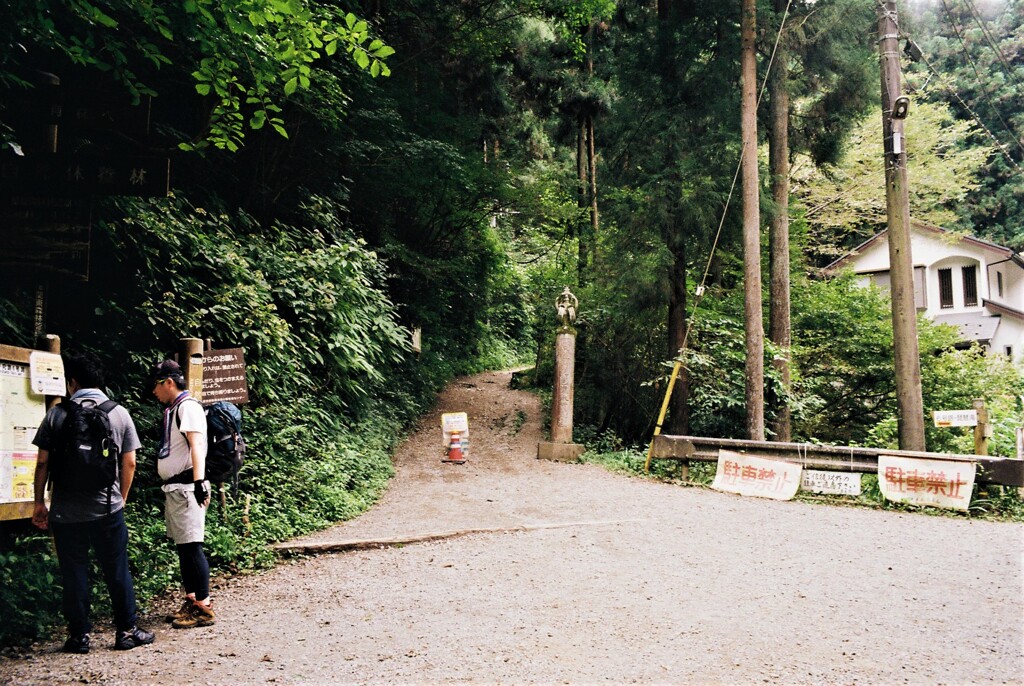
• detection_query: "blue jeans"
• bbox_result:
[50,509,139,635]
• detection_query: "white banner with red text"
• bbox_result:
[877,454,976,511]
[711,450,802,501]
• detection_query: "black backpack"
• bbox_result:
[49,399,120,507]
[176,400,245,484]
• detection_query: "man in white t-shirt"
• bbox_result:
[151,359,215,629]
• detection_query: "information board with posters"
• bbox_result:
[0,361,47,506]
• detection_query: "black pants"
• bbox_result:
[175,541,210,601]
[51,509,139,635]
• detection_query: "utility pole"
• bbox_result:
[877,1,925,451]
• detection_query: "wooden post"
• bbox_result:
[40,334,61,409]
[1016,426,1023,500]
[973,398,989,457]
[179,337,204,402]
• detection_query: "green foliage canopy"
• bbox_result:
[0,0,394,151]
[793,101,993,265]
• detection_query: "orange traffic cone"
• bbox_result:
[443,431,466,464]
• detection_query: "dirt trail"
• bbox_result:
[2,370,1022,685]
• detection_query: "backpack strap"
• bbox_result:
[173,397,204,434]
[173,397,205,459]
[171,397,204,481]
[96,399,120,513]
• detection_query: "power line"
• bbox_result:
[918,51,1024,173]
[961,0,1024,93]
[934,0,1024,160]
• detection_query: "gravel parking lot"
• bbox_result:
[2,370,1022,685]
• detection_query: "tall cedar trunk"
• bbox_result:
[741,0,765,440]
[659,0,690,435]
[580,22,598,275]
[666,240,690,435]
[587,114,598,259]
[767,0,792,442]
[577,118,588,281]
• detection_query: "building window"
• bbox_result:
[997,271,1004,297]
[914,266,926,309]
[1006,346,1014,357]
[962,265,978,307]
[939,268,953,308]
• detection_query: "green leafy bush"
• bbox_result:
[0,194,435,647]
[0,537,62,647]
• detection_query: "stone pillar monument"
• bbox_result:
[538,287,585,462]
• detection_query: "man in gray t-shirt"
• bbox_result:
[32,350,155,653]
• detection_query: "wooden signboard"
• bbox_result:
[0,153,170,198]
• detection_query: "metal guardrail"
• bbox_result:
[650,435,1024,487]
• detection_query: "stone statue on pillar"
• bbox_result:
[538,287,585,462]
[555,286,578,328]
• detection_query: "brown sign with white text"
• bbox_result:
[202,348,249,405]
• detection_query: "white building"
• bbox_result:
[826,221,1024,362]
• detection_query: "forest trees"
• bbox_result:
[0,0,1015,455]
[903,0,1024,249]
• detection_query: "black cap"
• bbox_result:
[151,359,184,385]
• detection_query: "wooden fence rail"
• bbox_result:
[650,435,1024,487]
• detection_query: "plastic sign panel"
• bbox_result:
[801,470,862,496]
[440,412,470,459]
[29,351,65,395]
[878,454,975,511]
[933,410,978,427]
[711,449,801,501]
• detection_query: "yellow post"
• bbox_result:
[645,358,684,472]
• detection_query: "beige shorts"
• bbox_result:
[162,484,208,545]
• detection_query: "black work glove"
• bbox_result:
[193,480,209,505]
